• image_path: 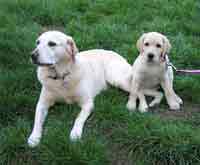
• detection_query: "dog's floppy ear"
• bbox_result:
[162,35,171,55]
[136,33,146,53]
[67,38,78,62]
[160,35,171,61]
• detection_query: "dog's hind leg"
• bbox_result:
[143,89,163,107]
[105,58,132,93]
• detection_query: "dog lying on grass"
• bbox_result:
[28,31,132,147]
[127,32,183,112]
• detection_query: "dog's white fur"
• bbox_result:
[127,32,183,112]
[28,31,132,147]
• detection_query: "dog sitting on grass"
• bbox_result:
[127,32,183,112]
[28,31,132,147]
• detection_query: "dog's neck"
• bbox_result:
[48,58,77,80]
[56,60,74,75]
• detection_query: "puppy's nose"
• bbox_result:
[31,49,39,61]
[148,53,154,59]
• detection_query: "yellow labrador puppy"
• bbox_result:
[28,31,132,147]
[127,32,183,112]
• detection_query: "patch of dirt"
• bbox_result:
[150,103,200,119]
[109,103,200,165]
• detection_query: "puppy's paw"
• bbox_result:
[169,102,180,110]
[28,134,41,148]
[149,98,162,107]
[175,95,183,105]
[126,100,136,111]
[149,101,159,107]
[138,105,148,113]
[70,127,82,141]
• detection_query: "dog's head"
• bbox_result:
[31,31,78,66]
[136,32,171,64]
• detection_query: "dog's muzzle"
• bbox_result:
[30,49,53,66]
[147,53,154,62]
[31,49,39,64]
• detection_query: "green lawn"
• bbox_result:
[0,0,200,164]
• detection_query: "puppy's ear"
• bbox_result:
[162,35,171,55]
[67,38,78,62]
[136,33,146,53]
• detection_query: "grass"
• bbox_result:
[0,0,200,164]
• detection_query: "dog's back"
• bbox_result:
[77,49,132,92]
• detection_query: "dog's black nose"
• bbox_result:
[148,53,154,59]
[31,50,39,62]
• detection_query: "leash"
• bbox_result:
[167,62,200,75]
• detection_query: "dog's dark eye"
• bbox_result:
[144,42,149,46]
[36,40,40,45]
[48,41,57,47]
[156,44,161,48]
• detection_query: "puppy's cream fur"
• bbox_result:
[28,31,132,147]
[127,32,183,112]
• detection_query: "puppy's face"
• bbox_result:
[31,31,78,66]
[136,32,171,64]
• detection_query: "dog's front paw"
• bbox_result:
[126,100,136,112]
[138,105,148,113]
[175,95,183,105]
[149,101,158,107]
[149,98,162,107]
[169,102,180,110]
[28,134,41,148]
[70,127,82,141]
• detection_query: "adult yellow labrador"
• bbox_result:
[28,31,132,147]
[127,32,183,112]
